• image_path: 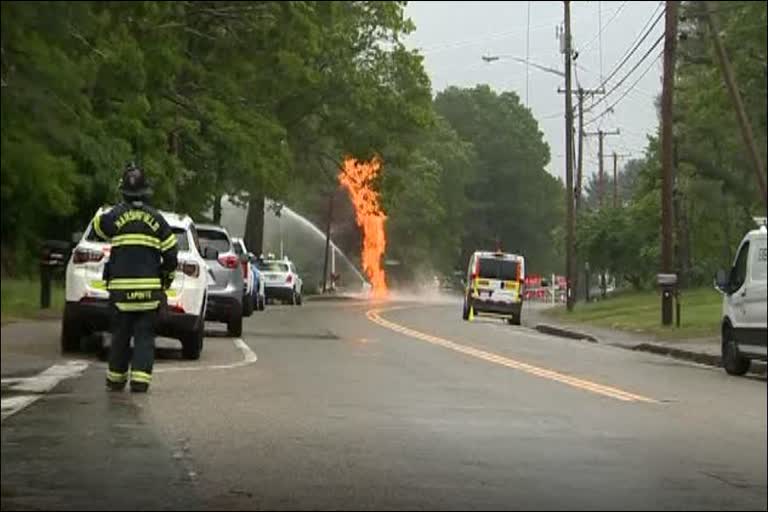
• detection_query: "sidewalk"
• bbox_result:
[1,319,67,378]
[522,304,765,374]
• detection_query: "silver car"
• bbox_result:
[196,224,245,336]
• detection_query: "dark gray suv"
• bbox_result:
[197,224,245,336]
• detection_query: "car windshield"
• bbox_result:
[478,257,519,280]
[262,262,289,272]
[197,229,231,254]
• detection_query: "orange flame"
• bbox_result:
[339,156,388,298]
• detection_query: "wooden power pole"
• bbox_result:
[558,87,605,212]
[563,0,576,311]
[660,0,678,326]
[584,129,620,208]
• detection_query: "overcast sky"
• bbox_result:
[404,1,665,181]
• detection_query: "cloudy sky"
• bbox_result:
[404,1,665,181]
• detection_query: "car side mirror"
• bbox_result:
[203,247,219,260]
[714,268,729,293]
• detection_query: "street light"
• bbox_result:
[481,54,565,78]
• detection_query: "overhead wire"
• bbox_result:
[584,31,664,115]
[584,49,663,127]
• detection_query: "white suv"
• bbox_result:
[62,207,209,359]
[715,219,768,375]
[261,257,303,305]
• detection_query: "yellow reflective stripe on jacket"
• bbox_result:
[110,234,162,249]
[115,301,160,312]
[130,371,152,383]
[92,214,107,240]
[106,370,128,383]
[160,233,177,252]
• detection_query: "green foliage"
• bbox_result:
[573,1,766,293]
[434,85,563,274]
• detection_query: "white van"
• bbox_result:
[715,218,767,375]
[462,250,525,325]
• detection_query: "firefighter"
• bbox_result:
[93,163,178,393]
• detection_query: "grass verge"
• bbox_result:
[545,287,721,340]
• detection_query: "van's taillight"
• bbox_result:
[218,254,239,269]
[177,261,199,277]
[72,248,104,264]
[241,261,249,279]
[286,274,293,283]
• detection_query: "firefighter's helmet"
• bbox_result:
[120,162,151,199]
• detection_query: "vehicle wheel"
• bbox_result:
[61,306,82,353]
[182,317,204,360]
[296,293,303,306]
[258,295,266,311]
[462,300,470,321]
[227,311,243,337]
[722,328,750,376]
[242,293,254,317]
[291,289,298,306]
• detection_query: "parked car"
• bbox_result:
[462,250,526,325]
[232,237,266,314]
[261,256,303,305]
[196,224,245,336]
[714,218,767,375]
[62,208,208,359]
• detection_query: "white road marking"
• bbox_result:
[1,361,90,421]
[155,338,257,373]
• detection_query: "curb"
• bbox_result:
[534,324,598,343]
[624,343,721,368]
[531,322,754,372]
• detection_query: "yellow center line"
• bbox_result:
[366,307,657,404]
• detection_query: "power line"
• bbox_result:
[584,50,663,127]
[591,3,664,95]
[585,31,664,115]
[599,1,603,82]
[581,1,629,51]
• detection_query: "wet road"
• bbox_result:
[2,298,766,510]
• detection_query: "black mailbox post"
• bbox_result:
[657,273,678,326]
[40,240,71,309]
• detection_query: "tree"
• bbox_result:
[434,85,563,274]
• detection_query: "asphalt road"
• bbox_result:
[2,298,766,510]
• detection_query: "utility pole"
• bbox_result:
[613,152,619,209]
[562,0,576,312]
[660,0,679,326]
[703,1,767,210]
[612,152,632,208]
[321,193,335,293]
[558,87,605,212]
[584,129,620,208]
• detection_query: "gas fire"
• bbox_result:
[338,157,388,298]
